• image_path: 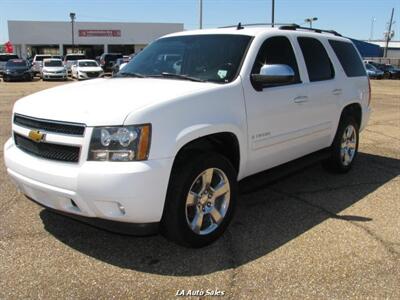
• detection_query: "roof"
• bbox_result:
[164,25,349,41]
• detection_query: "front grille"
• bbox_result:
[14,133,80,163]
[86,72,100,78]
[14,114,85,136]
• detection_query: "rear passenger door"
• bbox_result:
[243,35,327,176]
[296,36,340,147]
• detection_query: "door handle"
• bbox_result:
[332,89,343,95]
[293,96,308,103]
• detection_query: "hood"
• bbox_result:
[13,78,218,126]
[78,66,102,72]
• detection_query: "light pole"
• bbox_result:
[369,17,376,41]
[271,0,275,27]
[199,0,203,29]
[384,8,395,58]
[305,17,318,28]
[70,12,76,53]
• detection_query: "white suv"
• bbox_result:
[4,25,371,247]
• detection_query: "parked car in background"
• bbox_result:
[364,61,391,79]
[41,59,68,81]
[99,53,123,72]
[111,56,130,75]
[0,53,19,75]
[2,59,33,82]
[365,63,384,79]
[71,59,104,80]
[32,54,52,76]
[379,64,400,79]
[4,26,371,247]
[64,53,86,74]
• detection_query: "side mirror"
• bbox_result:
[251,64,295,90]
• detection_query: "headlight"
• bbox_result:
[88,124,151,161]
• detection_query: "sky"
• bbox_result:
[0,0,399,44]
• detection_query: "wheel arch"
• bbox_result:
[172,125,245,177]
[340,102,362,128]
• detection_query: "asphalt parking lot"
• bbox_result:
[0,79,399,299]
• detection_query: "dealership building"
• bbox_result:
[8,20,184,59]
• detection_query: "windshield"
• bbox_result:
[365,64,376,71]
[103,54,122,62]
[120,34,252,83]
[44,60,63,67]
[79,61,98,67]
[0,54,19,62]
[6,60,27,67]
[66,55,85,61]
[35,56,51,62]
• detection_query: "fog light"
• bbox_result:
[110,151,134,161]
[93,151,108,161]
[118,203,126,215]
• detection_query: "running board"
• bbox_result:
[239,148,331,194]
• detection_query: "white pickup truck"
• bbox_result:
[4,24,371,247]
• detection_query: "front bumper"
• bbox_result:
[77,72,103,80]
[4,72,30,80]
[4,138,173,227]
[42,72,67,80]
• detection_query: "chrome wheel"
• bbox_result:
[185,168,230,235]
[340,125,357,166]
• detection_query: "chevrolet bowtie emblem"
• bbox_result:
[28,130,46,143]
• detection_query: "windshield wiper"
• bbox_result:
[150,72,205,82]
[115,72,146,78]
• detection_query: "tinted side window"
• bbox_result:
[298,37,334,82]
[252,36,301,85]
[329,40,366,77]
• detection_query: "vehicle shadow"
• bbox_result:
[40,152,399,276]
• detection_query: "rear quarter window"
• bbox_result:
[329,40,366,77]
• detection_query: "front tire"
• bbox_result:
[323,115,359,173]
[161,152,237,248]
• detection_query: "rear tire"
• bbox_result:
[161,152,237,248]
[322,115,359,173]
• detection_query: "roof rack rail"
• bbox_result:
[279,24,342,37]
[219,23,299,29]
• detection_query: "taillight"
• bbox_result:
[367,77,371,107]
[101,60,105,65]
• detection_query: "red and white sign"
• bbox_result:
[4,41,13,53]
[79,30,121,37]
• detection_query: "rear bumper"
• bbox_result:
[4,138,174,225]
[361,105,372,132]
